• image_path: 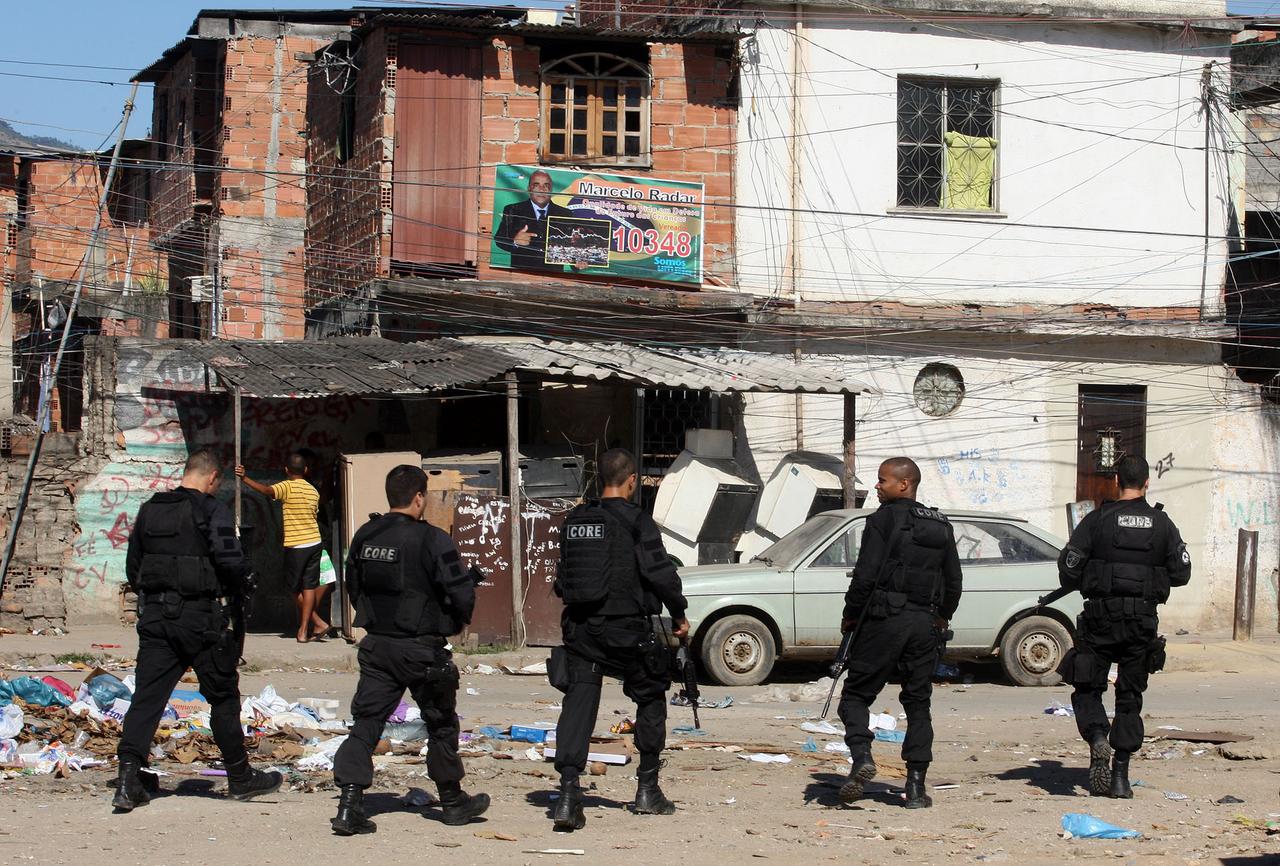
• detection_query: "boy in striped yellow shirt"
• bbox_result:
[236,452,328,642]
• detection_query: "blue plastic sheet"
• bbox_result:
[0,677,71,708]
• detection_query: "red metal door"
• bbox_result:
[393,43,481,267]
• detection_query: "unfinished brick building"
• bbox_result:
[304,9,740,342]
[135,9,358,341]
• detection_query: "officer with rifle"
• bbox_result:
[1055,455,1190,798]
[113,448,281,811]
[549,448,689,832]
[833,457,962,809]
[330,465,489,834]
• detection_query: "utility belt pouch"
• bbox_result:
[547,645,571,693]
[639,633,670,678]
[161,590,183,620]
[1147,635,1167,674]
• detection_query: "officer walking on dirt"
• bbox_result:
[549,448,689,832]
[837,457,962,809]
[330,464,489,835]
[114,448,282,811]
[1057,454,1191,798]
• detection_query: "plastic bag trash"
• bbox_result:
[1163,791,1189,801]
[474,664,497,675]
[41,676,76,701]
[0,705,22,739]
[297,735,347,771]
[874,729,906,744]
[402,787,435,807]
[1045,700,1074,717]
[869,712,897,731]
[0,738,18,766]
[802,737,819,753]
[739,753,791,764]
[383,720,430,742]
[242,685,289,719]
[801,720,842,736]
[388,700,410,724]
[0,680,12,707]
[1061,813,1141,839]
[934,662,960,679]
[10,676,72,708]
[66,700,106,722]
[521,747,542,761]
[86,673,130,710]
[824,741,851,753]
[475,725,510,740]
[296,698,340,721]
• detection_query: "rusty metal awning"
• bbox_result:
[182,337,876,398]
[185,337,516,398]
[485,339,875,395]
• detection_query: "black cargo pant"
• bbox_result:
[1066,599,1159,754]
[117,595,246,766]
[333,633,463,789]
[838,608,939,769]
[554,614,670,781]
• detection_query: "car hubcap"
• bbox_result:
[722,631,762,674]
[1019,631,1060,675]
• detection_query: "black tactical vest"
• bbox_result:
[1081,500,1172,603]
[557,500,645,616]
[352,513,456,638]
[886,503,952,608]
[135,491,220,598]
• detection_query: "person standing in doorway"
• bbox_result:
[236,452,328,642]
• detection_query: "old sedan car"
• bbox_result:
[680,509,1082,687]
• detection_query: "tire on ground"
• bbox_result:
[999,614,1072,687]
[700,613,777,687]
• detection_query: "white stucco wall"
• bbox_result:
[736,348,1280,633]
[736,17,1233,308]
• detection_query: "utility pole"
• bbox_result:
[1199,61,1213,322]
[0,83,139,597]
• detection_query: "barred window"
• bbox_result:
[541,53,650,167]
[897,78,998,210]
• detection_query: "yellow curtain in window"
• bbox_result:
[942,131,998,210]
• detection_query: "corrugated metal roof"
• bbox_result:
[187,337,516,398]
[480,339,876,394]
[186,337,875,397]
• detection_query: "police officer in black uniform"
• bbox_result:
[330,465,489,835]
[114,448,281,811]
[837,457,962,809]
[1057,454,1190,798]
[549,448,688,832]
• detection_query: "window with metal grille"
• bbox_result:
[896,77,998,210]
[541,54,650,166]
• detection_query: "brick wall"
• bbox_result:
[305,24,738,309]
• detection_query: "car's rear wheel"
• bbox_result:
[999,615,1071,687]
[700,614,777,686]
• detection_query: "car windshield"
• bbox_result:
[754,514,849,569]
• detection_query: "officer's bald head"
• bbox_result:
[876,457,921,503]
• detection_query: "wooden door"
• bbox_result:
[392,43,481,268]
[1076,385,1146,505]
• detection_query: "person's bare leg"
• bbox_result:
[295,591,309,642]
[310,587,331,635]
[298,588,317,642]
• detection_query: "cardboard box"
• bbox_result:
[510,723,556,743]
[542,735,633,765]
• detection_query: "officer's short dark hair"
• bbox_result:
[386,464,427,508]
[881,456,921,488]
[185,448,222,477]
[599,448,637,487]
[285,452,308,476]
[1116,455,1149,491]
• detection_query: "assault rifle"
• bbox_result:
[1037,585,1075,608]
[675,638,701,730]
[820,628,858,720]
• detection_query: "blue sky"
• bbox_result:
[3,0,1278,150]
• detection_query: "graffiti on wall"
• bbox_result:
[935,447,1031,507]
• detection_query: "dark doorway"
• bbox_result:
[1076,385,1146,505]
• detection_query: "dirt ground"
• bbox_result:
[2,660,1278,865]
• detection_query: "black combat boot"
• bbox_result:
[111,759,151,812]
[904,766,933,809]
[552,778,586,832]
[1087,734,1113,796]
[633,768,676,815]
[331,784,377,836]
[839,749,877,805]
[225,758,284,801]
[438,782,490,825]
[1108,752,1133,799]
